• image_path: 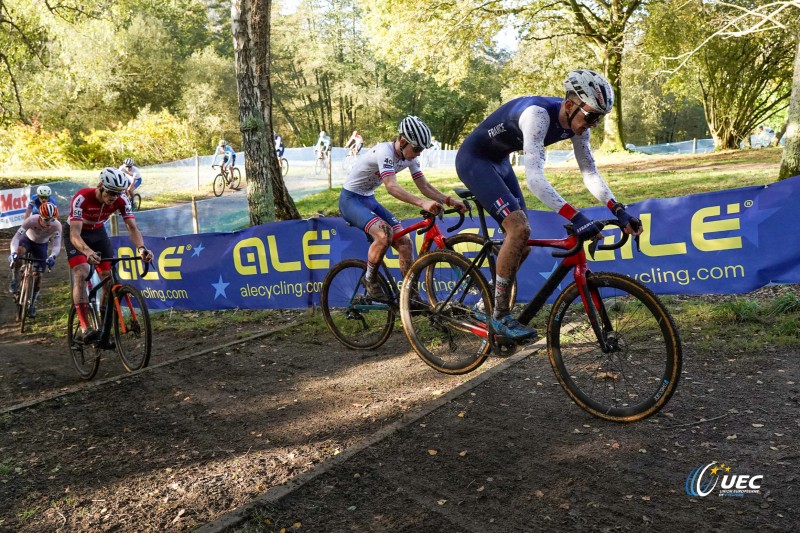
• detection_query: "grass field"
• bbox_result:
[296,147,784,219]
[9,146,799,353]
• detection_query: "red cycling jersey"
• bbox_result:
[68,187,134,230]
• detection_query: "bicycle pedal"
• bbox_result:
[492,336,518,357]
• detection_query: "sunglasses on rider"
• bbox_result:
[575,102,604,126]
[103,189,121,198]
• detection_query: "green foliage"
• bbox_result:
[179,47,240,147]
[643,0,797,149]
[768,293,800,315]
[0,120,76,170]
[84,107,200,166]
[712,299,761,323]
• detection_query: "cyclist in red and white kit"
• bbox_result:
[65,168,153,346]
[9,202,62,317]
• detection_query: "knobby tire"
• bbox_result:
[547,272,682,422]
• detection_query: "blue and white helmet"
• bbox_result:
[398,115,433,149]
[564,69,614,114]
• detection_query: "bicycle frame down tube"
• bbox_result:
[517,261,573,325]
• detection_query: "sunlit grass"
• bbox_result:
[294,148,782,219]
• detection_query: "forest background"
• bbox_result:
[0,0,796,171]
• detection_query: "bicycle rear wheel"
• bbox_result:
[321,259,395,350]
[68,304,101,380]
[401,249,492,374]
[18,268,33,333]
[213,173,225,197]
[113,285,152,371]
[231,167,242,189]
[547,272,682,422]
[440,233,517,307]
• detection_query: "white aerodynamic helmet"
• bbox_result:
[36,185,52,197]
[99,167,128,193]
[398,115,433,149]
[564,69,615,114]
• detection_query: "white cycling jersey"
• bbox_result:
[342,141,423,196]
[519,105,613,211]
[11,215,63,256]
[119,164,143,186]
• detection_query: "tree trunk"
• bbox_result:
[232,0,299,223]
[600,46,626,152]
[779,32,800,181]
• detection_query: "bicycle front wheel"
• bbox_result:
[231,167,242,189]
[68,304,100,380]
[213,173,225,197]
[440,233,517,308]
[281,158,289,176]
[18,269,33,333]
[131,193,142,211]
[314,157,323,175]
[547,272,682,422]
[321,259,395,350]
[114,285,152,372]
[401,249,492,375]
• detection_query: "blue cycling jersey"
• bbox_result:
[462,97,574,159]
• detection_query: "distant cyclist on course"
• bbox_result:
[119,157,143,200]
[9,202,62,317]
[212,139,237,175]
[345,130,364,156]
[23,185,58,221]
[455,69,642,341]
[339,115,467,299]
[274,132,285,167]
[315,131,332,161]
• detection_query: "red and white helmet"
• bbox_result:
[564,69,614,113]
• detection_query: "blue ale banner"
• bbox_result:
[112,176,800,311]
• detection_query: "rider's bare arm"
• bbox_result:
[122,218,153,262]
[383,174,440,214]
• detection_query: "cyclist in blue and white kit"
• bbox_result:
[339,115,467,299]
[314,131,331,160]
[119,157,143,199]
[212,139,236,173]
[456,69,642,341]
[23,185,58,221]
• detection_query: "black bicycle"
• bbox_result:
[12,254,48,333]
[68,257,152,380]
[212,164,242,197]
[400,188,682,422]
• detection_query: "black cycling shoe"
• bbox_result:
[100,339,116,350]
[82,329,101,346]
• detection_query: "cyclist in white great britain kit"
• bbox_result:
[338,115,467,299]
[456,69,642,341]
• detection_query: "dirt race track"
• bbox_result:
[0,229,798,532]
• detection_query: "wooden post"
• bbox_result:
[692,138,697,154]
[327,152,332,190]
[191,196,199,234]
[195,150,200,191]
[110,213,119,236]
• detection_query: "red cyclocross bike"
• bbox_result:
[399,188,682,422]
[320,203,514,350]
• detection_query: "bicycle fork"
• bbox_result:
[573,265,614,353]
